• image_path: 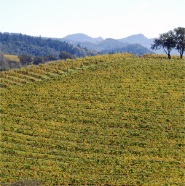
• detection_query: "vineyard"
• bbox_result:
[0,54,184,185]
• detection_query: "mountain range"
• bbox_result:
[0,32,178,58]
[61,33,178,55]
[61,33,154,54]
[63,33,152,47]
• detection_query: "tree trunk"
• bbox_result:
[180,50,183,59]
[168,53,171,59]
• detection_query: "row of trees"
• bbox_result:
[18,51,75,66]
[18,54,56,65]
[151,27,185,59]
[0,53,66,71]
[0,51,78,71]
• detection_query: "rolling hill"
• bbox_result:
[1,54,184,185]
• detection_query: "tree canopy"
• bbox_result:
[0,32,96,58]
[174,27,185,58]
[59,51,75,60]
[151,27,185,59]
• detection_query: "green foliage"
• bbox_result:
[18,54,33,66]
[33,56,44,65]
[0,54,184,185]
[151,31,176,59]
[44,54,57,61]
[59,51,75,60]
[0,32,97,58]
[174,27,185,58]
[151,27,185,59]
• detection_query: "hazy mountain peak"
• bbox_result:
[118,33,153,49]
[63,33,103,43]
[120,33,149,42]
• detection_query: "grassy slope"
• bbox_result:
[0,54,184,185]
[4,55,20,62]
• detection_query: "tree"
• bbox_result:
[0,53,22,71]
[33,56,44,65]
[59,51,75,60]
[173,27,185,59]
[0,53,9,71]
[18,54,33,65]
[151,31,176,59]
[45,54,57,61]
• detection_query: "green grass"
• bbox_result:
[4,54,20,62]
[0,54,184,185]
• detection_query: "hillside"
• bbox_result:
[0,54,184,185]
[0,32,96,58]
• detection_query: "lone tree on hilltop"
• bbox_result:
[151,27,185,59]
[151,30,176,59]
[173,27,185,59]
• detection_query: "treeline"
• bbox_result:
[0,32,96,58]
[0,51,77,71]
[18,51,76,66]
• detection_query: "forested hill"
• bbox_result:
[0,32,96,57]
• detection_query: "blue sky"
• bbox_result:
[0,0,184,39]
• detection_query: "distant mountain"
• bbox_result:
[118,34,153,49]
[76,38,128,52]
[118,33,178,55]
[63,33,103,43]
[101,44,154,55]
[62,33,180,55]
[98,38,127,50]
[61,34,154,55]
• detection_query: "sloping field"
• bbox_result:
[0,54,184,185]
[4,55,20,63]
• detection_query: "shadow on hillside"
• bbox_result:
[2,179,42,186]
